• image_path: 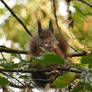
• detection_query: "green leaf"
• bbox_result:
[19,75,30,80]
[0,62,18,69]
[0,77,9,86]
[19,60,29,67]
[78,37,85,42]
[71,82,92,92]
[37,52,66,66]
[74,6,85,16]
[71,84,84,92]
[81,52,92,68]
[84,82,92,91]
[11,53,18,57]
[88,51,92,57]
[53,73,75,88]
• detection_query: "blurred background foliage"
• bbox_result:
[0,0,92,91]
[72,0,92,48]
[0,0,92,51]
[0,0,92,49]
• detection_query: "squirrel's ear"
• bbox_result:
[49,19,54,33]
[37,20,42,35]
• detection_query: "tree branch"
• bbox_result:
[69,51,87,57]
[78,0,92,8]
[9,82,33,89]
[0,46,28,54]
[0,70,25,86]
[0,71,34,89]
[0,46,88,57]
[0,0,33,37]
[0,68,81,89]
[0,68,81,74]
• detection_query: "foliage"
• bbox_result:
[81,51,92,68]
[73,0,92,48]
[0,77,9,86]
[36,52,66,66]
[71,82,92,92]
[53,73,75,88]
[0,0,92,92]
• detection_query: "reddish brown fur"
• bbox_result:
[30,20,69,88]
[30,20,68,59]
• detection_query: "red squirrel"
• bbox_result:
[30,19,68,58]
[30,19,69,88]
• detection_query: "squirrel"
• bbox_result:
[30,19,69,88]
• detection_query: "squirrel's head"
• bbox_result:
[37,19,54,39]
[30,19,68,57]
[37,19,58,52]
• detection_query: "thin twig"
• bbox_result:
[69,51,87,57]
[1,52,7,61]
[0,0,33,37]
[0,72,34,89]
[52,0,69,47]
[52,0,61,33]
[0,70,25,86]
[0,68,81,73]
[9,82,33,89]
[78,0,92,8]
